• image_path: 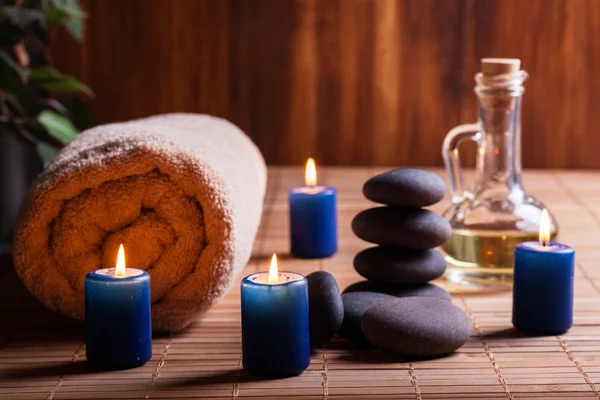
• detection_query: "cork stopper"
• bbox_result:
[477,58,523,111]
[481,58,521,76]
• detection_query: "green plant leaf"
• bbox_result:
[63,0,84,41]
[37,109,78,145]
[1,6,46,29]
[36,140,60,167]
[46,6,65,25]
[29,66,61,80]
[50,0,86,18]
[29,66,94,97]
[45,0,86,41]
[46,1,86,23]
[64,15,83,41]
[0,50,26,82]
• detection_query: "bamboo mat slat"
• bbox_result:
[2,167,600,399]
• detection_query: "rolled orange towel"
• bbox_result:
[13,114,266,332]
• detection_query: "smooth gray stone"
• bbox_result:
[354,247,446,284]
[338,292,395,344]
[307,271,344,347]
[361,297,471,357]
[343,280,452,302]
[352,207,451,249]
[363,168,446,207]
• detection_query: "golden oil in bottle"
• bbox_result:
[443,229,557,288]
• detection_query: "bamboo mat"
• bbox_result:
[2,166,600,400]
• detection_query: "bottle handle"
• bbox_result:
[442,123,482,203]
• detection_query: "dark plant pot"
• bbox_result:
[0,130,43,253]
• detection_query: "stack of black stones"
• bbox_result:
[306,169,471,358]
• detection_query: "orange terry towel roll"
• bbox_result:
[13,114,266,332]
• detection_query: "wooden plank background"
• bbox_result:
[54,0,600,167]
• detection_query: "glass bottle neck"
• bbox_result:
[475,89,523,191]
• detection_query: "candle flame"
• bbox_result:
[115,244,126,277]
[268,253,279,284]
[539,209,551,246]
[305,158,317,186]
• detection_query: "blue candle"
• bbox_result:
[289,158,337,258]
[512,211,575,334]
[85,244,152,369]
[241,254,310,378]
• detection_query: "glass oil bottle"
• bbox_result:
[442,58,558,289]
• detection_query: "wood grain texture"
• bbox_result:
[53,0,600,167]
